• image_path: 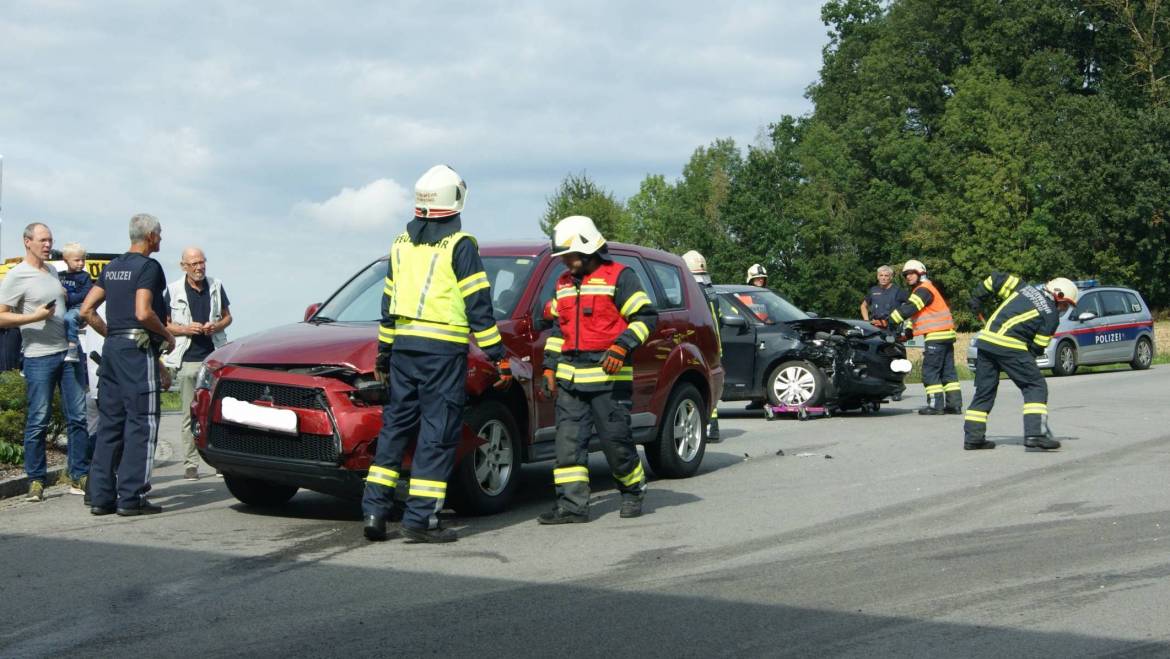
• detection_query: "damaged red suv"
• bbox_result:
[190,242,724,515]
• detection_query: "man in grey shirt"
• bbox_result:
[0,223,91,502]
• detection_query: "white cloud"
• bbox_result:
[292,179,412,230]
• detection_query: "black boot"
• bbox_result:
[619,495,644,519]
[363,514,388,541]
[707,418,721,443]
[1024,435,1061,450]
[401,525,458,543]
[964,440,996,450]
[918,406,944,415]
[537,506,589,525]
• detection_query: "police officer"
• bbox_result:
[964,274,1076,451]
[861,265,910,325]
[683,250,721,442]
[539,216,658,523]
[361,165,510,544]
[889,259,962,414]
[79,214,175,516]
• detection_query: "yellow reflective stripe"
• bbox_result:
[615,461,645,487]
[555,363,634,383]
[546,337,564,353]
[579,285,616,296]
[983,276,995,293]
[556,287,578,299]
[619,291,651,317]
[943,382,962,392]
[964,410,988,423]
[627,321,649,343]
[366,475,397,488]
[1033,334,1051,347]
[408,478,447,498]
[924,330,957,341]
[366,465,400,489]
[1000,309,1039,333]
[370,466,399,479]
[908,294,926,311]
[978,331,1028,350]
[986,292,1019,329]
[378,325,396,345]
[1022,403,1048,414]
[458,271,490,297]
[395,320,470,344]
[384,277,395,297]
[999,275,1020,298]
[554,466,590,484]
[473,325,502,347]
[924,385,945,394]
[710,408,718,419]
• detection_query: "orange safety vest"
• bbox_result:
[911,280,955,341]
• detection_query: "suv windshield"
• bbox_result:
[312,256,537,323]
[726,289,808,324]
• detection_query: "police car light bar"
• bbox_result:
[1074,279,1098,290]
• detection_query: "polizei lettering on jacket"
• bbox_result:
[104,269,133,281]
[1019,285,1053,314]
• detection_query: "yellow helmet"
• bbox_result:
[1045,277,1079,305]
[551,215,606,256]
[902,259,927,275]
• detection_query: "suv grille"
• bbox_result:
[215,379,325,410]
[208,423,338,463]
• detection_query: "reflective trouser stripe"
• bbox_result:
[1022,403,1048,415]
[924,384,945,394]
[554,466,590,485]
[615,461,645,488]
[366,465,400,489]
[964,410,988,423]
[943,382,962,392]
[408,478,447,498]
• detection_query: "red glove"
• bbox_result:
[601,344,628,375]
[493,358,513,390]
[541,369,557,399]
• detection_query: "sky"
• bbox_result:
[1,1,828,339]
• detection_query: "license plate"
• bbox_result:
[221,396,298,435]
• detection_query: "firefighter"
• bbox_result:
[361,165,511,543]
[683,250,720,442]
[964,275,1076,451]
[746,264,768,287]
[889,259,961,414]
[539,216,658,523]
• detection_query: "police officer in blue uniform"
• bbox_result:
[361,165,511,543]
[80,214,175,515]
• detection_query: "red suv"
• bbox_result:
[190,242,724,515]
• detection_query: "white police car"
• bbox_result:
[968,281,1156,376]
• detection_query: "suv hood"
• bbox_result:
[787,317,880,337]
[212,322,378,370]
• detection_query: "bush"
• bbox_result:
[0,370,66,467]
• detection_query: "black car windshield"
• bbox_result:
[312,256,537,323]
[725,289,808,324]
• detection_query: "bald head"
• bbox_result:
[181,247,207,284]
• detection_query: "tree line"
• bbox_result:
[539,0,1170,328]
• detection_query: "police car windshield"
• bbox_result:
[312,256,537,323]
[728,289,808,324]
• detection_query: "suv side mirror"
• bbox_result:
[721,314,747,329]
[304,302,322,322]
[1077,311,1097,322]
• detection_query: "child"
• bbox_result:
[59,242,93,363]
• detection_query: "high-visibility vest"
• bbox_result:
[388,231,473,342]
[911,280,955,341]
[554,261,627,352]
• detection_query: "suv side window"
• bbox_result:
[647,260,685,309]
[1123,292,1144,314]
[610,255,661,307]
[1100,291,1129,317]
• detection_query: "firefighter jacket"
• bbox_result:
[889,279,956,343]
[378,217,505,360]
[543,258,658,390]
[970,272,1060,355]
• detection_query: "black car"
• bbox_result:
[715,286,910,411]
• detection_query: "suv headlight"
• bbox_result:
[195,363,219,391]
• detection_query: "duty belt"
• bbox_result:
[108,328,157,352]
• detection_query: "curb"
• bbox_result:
[0,465,67,501]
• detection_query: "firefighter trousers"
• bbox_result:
[552,384,645,515]
[361,350,466,531]
[963,345,1049,444]
[921,340,962,411]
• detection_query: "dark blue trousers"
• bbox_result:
[89,336,161,510]
[361,350,466,530]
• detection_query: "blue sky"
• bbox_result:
[1,1,827,338]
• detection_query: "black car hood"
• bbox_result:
[787,317,879,336]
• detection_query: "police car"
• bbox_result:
[968,281,1156,376]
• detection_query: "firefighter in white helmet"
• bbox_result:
[746,264,768,287]
[889,259,962,414]
[683,250,721,442]
[362,164,512,543]
[964,273,1078,451]
[539,216,658,523]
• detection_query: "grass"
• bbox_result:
[161,391,181,413]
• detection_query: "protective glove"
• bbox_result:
[601,344,628,375]
[870,319,887,329]
[493,358,513,390]
[541,368,557,399]
[374,347,392,384]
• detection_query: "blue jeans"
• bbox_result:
[63,307,81,345]
[22,351,91,482]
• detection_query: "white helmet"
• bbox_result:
[414,164,466,219]
[1045,277,1079,305]
[902,259,927,275]
[551,215,606,256]
[746,263,767,284]
[682,250,708,274]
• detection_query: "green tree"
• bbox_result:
[539,172,630,241]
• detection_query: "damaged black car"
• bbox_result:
[714,286,911,412]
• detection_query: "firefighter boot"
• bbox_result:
[363,514,387,541]
[964,440,996,450]
[538,506,590,525]
[707,416,721,443]
[619,494,644,519]
[943,389,963,414]
[1024,435,1061,450]
[918,392,944,415]
[402,525,458,543]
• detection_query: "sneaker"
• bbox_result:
[64,345,80,363]
[537,507,590,525]
[401,525,458,543]
[26,481,45,502]
[964,441,996,450]
[619,495,644,519]
[68,475,88,495]
[184,467,198,481]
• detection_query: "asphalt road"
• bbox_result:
[3,367,1169,658]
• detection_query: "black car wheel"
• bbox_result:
[645,383,706,479]
[1130,336,1154,370]
[766,360,827,407]
[450,400,521,516]
[223,474,298,508]
[1052,341,1078,376]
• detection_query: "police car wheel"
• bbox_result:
[450,400,521,516]
[766,360,826,407]
[1052,341,1078,377]
[1130,337,1153,371]
[222,474,298,508]
[645,383,706,479]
